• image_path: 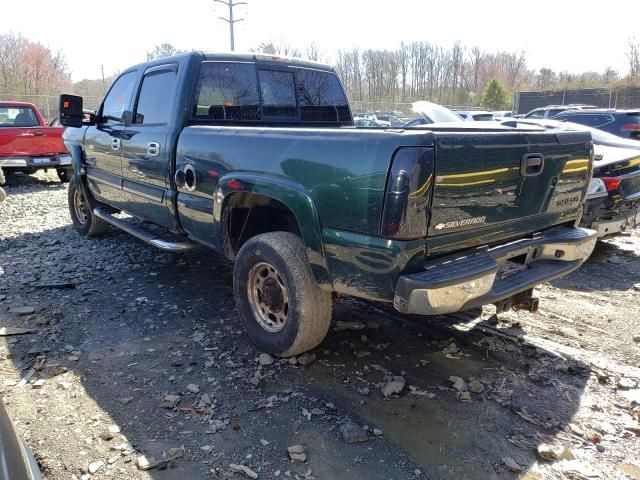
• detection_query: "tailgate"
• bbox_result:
[427,130,592,254]
[0,126,66,158]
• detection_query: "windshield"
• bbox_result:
[411,101,462,124]
[0,105,39,127]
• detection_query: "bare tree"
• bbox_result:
[629,37,640,77]
[146,43,185,61]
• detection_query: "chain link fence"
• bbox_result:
[2,94,487,123]
[0,94,103,122]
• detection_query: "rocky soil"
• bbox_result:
[1,171,640,480]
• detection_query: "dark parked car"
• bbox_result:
[552,109,640,140]
[503,118,640,238]
[59,52,596,357]
[0,399,43,479]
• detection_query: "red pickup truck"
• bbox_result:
[0,101,71,184]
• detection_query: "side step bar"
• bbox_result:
[93,207,198,253]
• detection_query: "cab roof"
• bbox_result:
[126,51,335,73]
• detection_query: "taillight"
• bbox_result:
[621,123,640,132]
[603,177,621,192]
[380,147,434,238]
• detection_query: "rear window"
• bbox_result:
[0,106,39,127]
[191,62,351,124]
[473,114,494,121]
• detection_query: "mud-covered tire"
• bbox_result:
[0,186,5,203]
[233,231,332,357]
[57,167,72,183]
[0,167,5,186]
[68,176,109,236]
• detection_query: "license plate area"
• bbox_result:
[32,157,52,165]
[499,255,528,278]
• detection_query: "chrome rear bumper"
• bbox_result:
[394,227,597,315]
[591,207,640,237]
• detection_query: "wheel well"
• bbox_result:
[224,193,302,258]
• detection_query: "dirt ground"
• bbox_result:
[1,171,640,480]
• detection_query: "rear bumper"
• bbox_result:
[394,226,597,315]
[0,154,71,169]
[590,206,640,237]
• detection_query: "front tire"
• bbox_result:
[68,176,109,236]
[233,232,332,357]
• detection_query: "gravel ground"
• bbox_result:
[1,171,640,480]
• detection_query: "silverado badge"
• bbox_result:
[434,216,486,230]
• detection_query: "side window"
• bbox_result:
[526,110,545,119]
[590,114,614,127]
[101,71,137,124]
[547,109,565,118]
[258,70,296,118]
[134,69,177,125]
[562,114,613,127]
[192,62,260,121]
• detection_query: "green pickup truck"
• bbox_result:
[59,52,597,357]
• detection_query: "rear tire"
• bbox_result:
[233,232,332,357]
[57,167,72,183]
[68,176,109,236]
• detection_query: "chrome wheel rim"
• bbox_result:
[247,261,289,332]
[74,189,88,225]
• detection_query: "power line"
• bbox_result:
[214,0,247,51]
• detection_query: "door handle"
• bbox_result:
[111,138,121,151]
[33,131,44,136]
[521,154,544,177]
[147,142,160,157]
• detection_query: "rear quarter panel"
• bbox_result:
[176,126,434,235]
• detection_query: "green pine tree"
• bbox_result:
[479,79,511,110]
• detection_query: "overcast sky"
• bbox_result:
[4,0,638,81]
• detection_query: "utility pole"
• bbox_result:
[214,0,247,51]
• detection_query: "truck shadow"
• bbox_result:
[549,238,639,293]
[1,223,594,479]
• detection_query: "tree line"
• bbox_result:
[1,32,639,113]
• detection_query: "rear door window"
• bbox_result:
[560,113,614,128]
[134,68,177,125]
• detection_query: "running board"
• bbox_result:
[93,207,198,253]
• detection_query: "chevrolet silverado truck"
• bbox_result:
[59,52,597,357]
[0,101,72,184]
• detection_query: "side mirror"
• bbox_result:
[59,94,84,128]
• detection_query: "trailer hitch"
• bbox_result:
[494,289,539,314]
